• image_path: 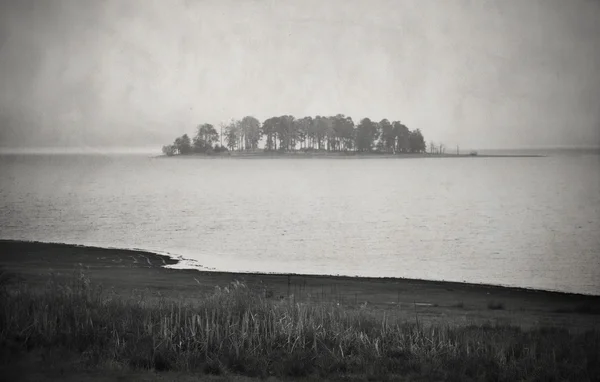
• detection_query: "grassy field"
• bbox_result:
[1,240,599,381]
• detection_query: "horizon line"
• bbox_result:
[1,145,599,155]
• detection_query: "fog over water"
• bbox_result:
[1,0,599,150]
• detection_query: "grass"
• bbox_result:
[554,304,600,315]
[1,270,599,381]
[488,301,505,310]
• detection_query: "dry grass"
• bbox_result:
[554,304,600,315]
[487,301,505,310]
[1,270,599,381]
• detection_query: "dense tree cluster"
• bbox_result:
[162,115,426,156]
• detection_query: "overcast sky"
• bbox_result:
[0,0,598,150]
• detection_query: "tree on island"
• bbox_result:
[223,119,241,151]
[409,129,426,153]
[275,115,295,151]
[261,117,277,151]
[162,114,432,156]
[355,118,379,152]
[295,117,310,149]
[332,114,355,151]
[162,134,192,156]
[240,116,261,150]
[162,144,176,156]
[176,134,192,154]
[379,119,395,153]
[193,124,219,153]
[392,122,410,153]
[313,116,330,151]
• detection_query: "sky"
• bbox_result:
[0,0,599,151]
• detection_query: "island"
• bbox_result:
[161,115,545,159]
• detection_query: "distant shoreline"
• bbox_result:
[156,152,547,159]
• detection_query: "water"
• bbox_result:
[1,151,599,295]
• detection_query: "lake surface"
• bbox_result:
[1,151,599,295]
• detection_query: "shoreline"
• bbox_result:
[2,239,600,338]
[3,240,599,380]
[0,239,595,298]
[154,152,547,159]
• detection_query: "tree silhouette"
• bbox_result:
[173,134,192,155]
[409,129,426,153]
[356,118,378,152]
[193,124,219,153]
[163,115,430,156]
